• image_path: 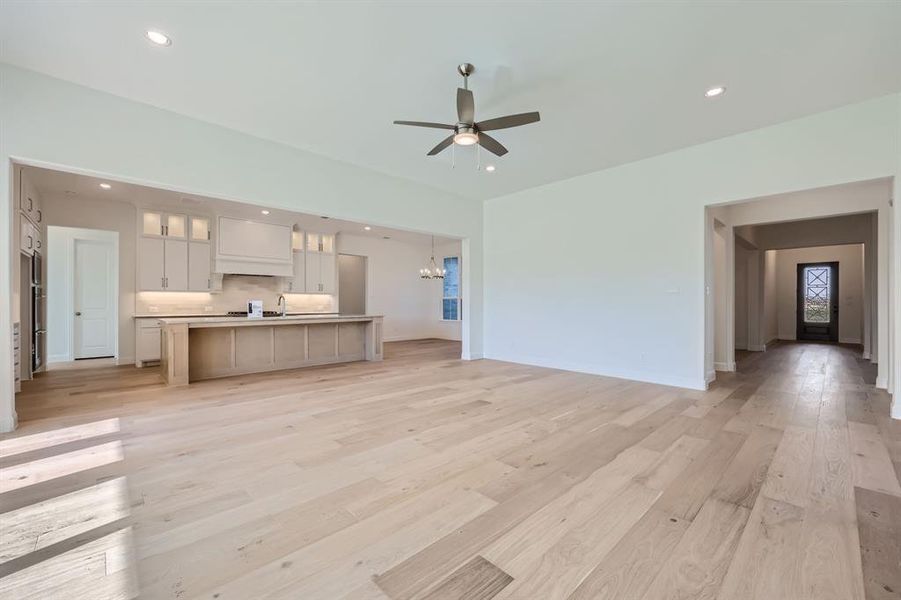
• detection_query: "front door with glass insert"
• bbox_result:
[796,261,839,342]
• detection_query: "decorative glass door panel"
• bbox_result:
[796,262,838,342]
[803,266,830,323]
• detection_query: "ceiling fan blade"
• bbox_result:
[478,133,508,156]
[427,135,455,156]
[475,111,540,132]
[457,88,475,124]
[394,120,456,130]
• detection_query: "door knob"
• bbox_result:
[75,312,82,316]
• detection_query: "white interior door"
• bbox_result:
[74,239,116,359]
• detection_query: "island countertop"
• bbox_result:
[157,314,382,328]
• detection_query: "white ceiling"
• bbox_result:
[23,165,454,246]
[3,2,900,201]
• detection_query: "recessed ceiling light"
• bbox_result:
[364,226,372,231]
[704,86,726,98]
[146,30,172,46]
[99,183,112,189]
[261,210,270,215]
[485,165,496,172]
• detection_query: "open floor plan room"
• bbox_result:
[2,341,899,599]
[2,2,901,599]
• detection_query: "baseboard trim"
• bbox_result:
[876,375,888,390]
[714,361,736,372]
[747,344,766,352]
[462,352,484,361]
[117,356,135,366]
[839,337,862,345]
[483,351,706,390]
[705,369,716,384]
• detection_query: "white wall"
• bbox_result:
[763,250,778,344]
[42,195,135,363]
[734,244,749,351]
[485,94,900,390]
[46,226,119,363]
[1,65,483,431]
[774,245,864,344]
[336,234,462,342]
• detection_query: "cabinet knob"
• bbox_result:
[75,312,82,316]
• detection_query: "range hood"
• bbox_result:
[214,216,294,277]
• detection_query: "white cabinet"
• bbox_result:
[191,217,211,241]
[282,251,306,292]
[319,252,336,294]
[20,218,37,256]
[19,171,43,226]
[189,241,211,291]
[280,230,306,293]
[304,233,336,294]
[139,237,166,290]
[19,215,44,256]
[142,211,187,238]
[139,211,214,291]
[139,237,191,291]
[135,319,162,366]
[164,239,188,290]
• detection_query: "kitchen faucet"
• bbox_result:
[277,294,286,317]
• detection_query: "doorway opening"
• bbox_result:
[47,226,119,365]
[705,177,892,391]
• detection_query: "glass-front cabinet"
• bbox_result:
[142,211,188,238]
[190,216,210,241]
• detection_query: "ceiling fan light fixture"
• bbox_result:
[453,131,479,146]
[704,86,726,98]
[145,30,172,46]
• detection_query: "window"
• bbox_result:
[803,266,830,323]
[442,256,461,321]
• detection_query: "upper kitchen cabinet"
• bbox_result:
[281,229,306,293]
[142,211,187,238]
[188,216,213,291]
[138,210,215,291]
[214,216,293,277]
[19,170,43,227]
[306,232,335,254]
[19,217,41,256]
[304,232,336,293]
[191,217,211,241]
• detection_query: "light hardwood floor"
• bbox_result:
[1,340,899,599]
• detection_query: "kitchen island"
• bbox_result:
[158,314,383,385]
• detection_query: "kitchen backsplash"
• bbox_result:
[136,275,336,315]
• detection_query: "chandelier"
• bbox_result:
[420,236,446,279]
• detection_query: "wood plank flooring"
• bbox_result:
[1,339,899,599]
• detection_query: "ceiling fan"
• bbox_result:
[394,63,540,157]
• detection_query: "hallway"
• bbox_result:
[1,340,899,599]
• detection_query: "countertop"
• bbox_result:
[157,314,382,328]
[135,312,339,319]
